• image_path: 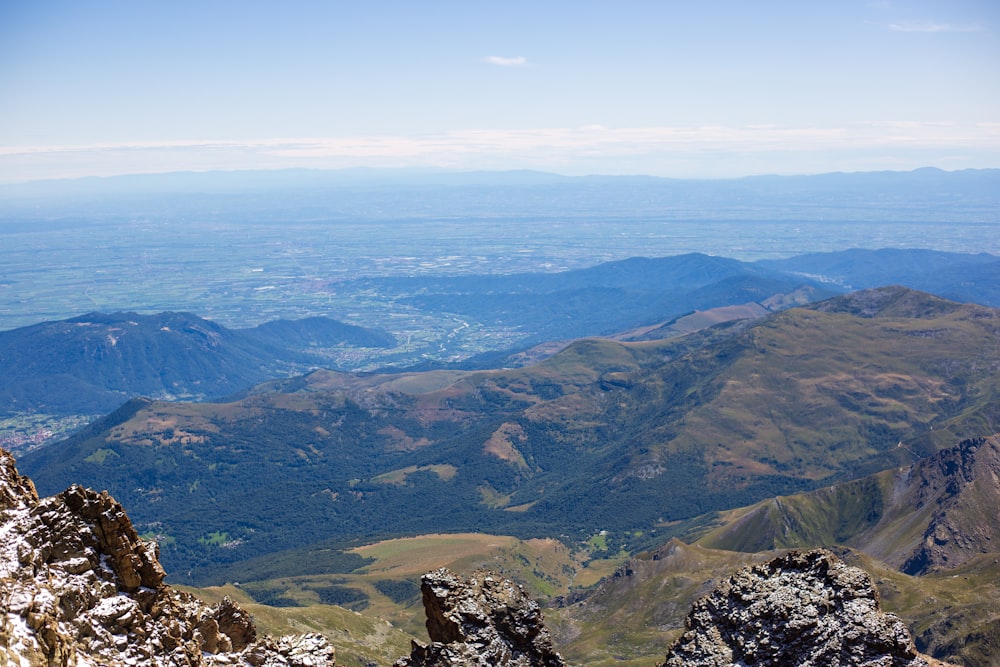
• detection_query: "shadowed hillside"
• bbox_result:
[0,311,394,418]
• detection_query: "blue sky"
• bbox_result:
[1,0,997,181]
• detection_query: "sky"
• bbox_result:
[1,0,998,182]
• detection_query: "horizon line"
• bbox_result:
[2,164,997,188]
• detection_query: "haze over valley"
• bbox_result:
[2,168,997,338]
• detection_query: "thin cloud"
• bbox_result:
[2,122,998,182]
[4,123,996,160]
[888,21,982,33]
[303,121,971,154]
[484,55,529,67]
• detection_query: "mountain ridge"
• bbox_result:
[3,165,997,196]
[3,248,998,437]
[759,249,1000,307]
[552,435,1000,665]
[18,287,1000,586]
[696,435,1000,576]
[0,310,394,422]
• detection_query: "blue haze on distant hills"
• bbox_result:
[0,168,997,333]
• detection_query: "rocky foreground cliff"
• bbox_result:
[0,448,335,666]
[660,550,940,667]
[1,445,950,666]
[387,555,945,667]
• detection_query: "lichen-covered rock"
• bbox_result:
[660,549,929,667]
[395,568,565,667]
[0,447,336,667]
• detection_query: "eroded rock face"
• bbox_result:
[901,436,1000,575]
[395,568,565,667]
[0,447,335,667]
[660,549,928,667]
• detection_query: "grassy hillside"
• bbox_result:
[178,582,415,667]
[547,542,1000,667]
[20,288,1000,585]
[193,432,1000,667]
[184,530,629,665]
[696,435,1000,575]
[552,435,1000,666]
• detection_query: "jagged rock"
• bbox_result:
[900,436,1000,575]
[0,447,336,667]
[395,568,565,667]
[216,595,258,651]
[59,483,167,591]
[660,549,930,667]
[0,448,37,510]
[243,633,337,666]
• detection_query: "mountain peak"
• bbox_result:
[900,435,1000,574]
[810,285,968,318]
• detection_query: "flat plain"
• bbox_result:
[4,215,998,332]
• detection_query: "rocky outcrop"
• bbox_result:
[0,447,335,667]
[394,568,565,667]
[692,435,1000,579]
[660,549,929,667]
[0,448,37,510]
[900,435,1000,575]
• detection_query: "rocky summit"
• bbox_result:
[395,568,566,667]
[660,550,936,667]
[0,447,335,667]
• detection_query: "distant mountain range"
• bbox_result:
[19,287,1000,587]
[3,248,998,425]
[3,167,998,223]
[0,311,394,416]
[758,248,1000,306]
[366,253,835,351]
[367,248,1000,359]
